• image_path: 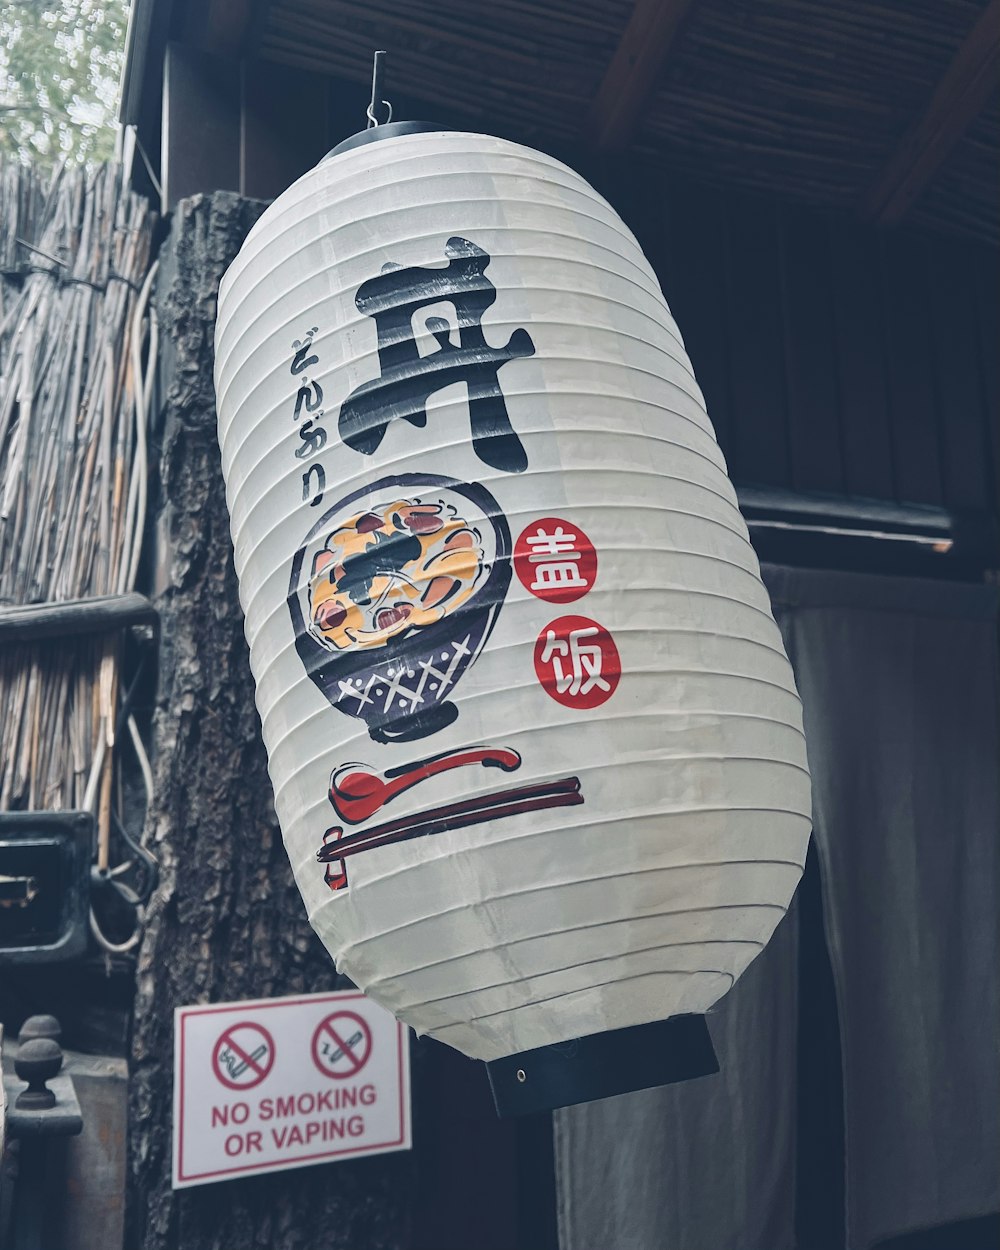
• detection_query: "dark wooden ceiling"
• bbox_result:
[132,0,1000,247]
[632,0,999,243]
[252,0,999,246]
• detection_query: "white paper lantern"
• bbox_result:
[214,124,811,1114]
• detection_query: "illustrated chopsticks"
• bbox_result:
[317,776,583,863]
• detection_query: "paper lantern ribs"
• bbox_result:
[213,122,811,1115]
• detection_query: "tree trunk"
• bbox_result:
[127,193,415,1250]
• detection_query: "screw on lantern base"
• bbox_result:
[485,1015,719,1118]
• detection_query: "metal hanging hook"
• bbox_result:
[366,50,393,128]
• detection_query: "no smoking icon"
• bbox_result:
[211,1021,275,1091]
[311,1011,372,1079]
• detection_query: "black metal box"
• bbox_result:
[0,811,91,963]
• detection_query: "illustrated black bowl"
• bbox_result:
[287,473,512,744]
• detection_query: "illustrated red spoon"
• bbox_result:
[330,746,522,824]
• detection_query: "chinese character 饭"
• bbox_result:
[540,626,610,698]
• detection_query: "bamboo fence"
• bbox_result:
[0,157,157,870]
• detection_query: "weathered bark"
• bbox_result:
[127,194,414,1250]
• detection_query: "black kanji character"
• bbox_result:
[338,237,534,473]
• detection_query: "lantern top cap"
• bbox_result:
[324,121,450,161]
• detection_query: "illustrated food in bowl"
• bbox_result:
[288,475,512,743]
[307,500,487,653]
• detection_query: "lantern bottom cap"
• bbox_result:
[485,1014,719,1118]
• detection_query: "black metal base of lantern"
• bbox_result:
[485,1015,719,1118]
[326,120,446,158]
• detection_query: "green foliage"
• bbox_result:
[0,1,130,166]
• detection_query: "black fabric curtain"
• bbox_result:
[555,565,999,1250]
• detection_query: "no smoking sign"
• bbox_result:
[312,1011,372,1078]
[174,991,410,1188]
[212,1022,275,1090]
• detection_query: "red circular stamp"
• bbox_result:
[533,615,621,709]
[514,518,597,603]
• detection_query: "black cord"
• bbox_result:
[110,808,159,904]
[8,264,142,294]
[114,646,149,742]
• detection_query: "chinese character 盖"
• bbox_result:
[525,525,589,593]
[515,517,598,604]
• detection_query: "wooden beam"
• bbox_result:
[162,42,241,210]
[184,0,260,58]
[240,59,332,200]
[586,0,698,151]
[0,593,157,644]
[865,0,1000,223]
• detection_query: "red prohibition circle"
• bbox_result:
[211,1021,276,1091]
[513,517,597,604]
[311,1011,373,1080]
[533,614,621,710]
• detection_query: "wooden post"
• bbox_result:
[126,193,413,1250]
[127,188,540,1250]
[161,44,241,211]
